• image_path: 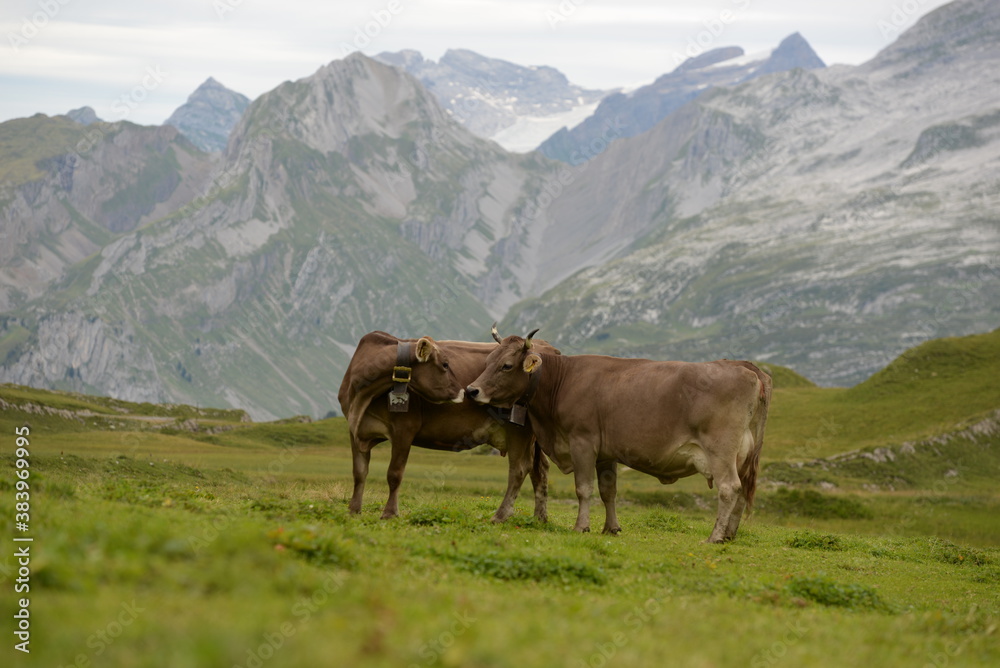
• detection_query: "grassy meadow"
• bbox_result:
[2,329,999,667]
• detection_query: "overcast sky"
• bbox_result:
[1,0,954,126]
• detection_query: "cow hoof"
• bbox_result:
[380,511,399,520]
[575,527,590,533]
[603,527,621,536]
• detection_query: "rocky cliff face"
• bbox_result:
[504,1,1000,386]
[0,116,215,311]
[538,33,826,163]
[164,77,250,152]
[1,0,997,415]
[1,54,554,418]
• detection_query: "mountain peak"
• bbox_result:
[372,48,608,139]
[373,48,424,70]
[164,77,250,152]
[539,32,826,163]
[756,32,826,75]
[197,76,225,91]
[65,106,100,125]
[228,51,456,162]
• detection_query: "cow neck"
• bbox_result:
[388,341,413,413]
[508,361,542,427]
[519,353,566,449]
[521,366,542,405]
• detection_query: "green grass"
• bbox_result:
[2,444,998,668]
[1,383,250,422]
[0,114,89,186]
[763,329,1000,459]
[2,329,999,666]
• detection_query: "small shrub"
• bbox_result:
[929,538,991,567]
[787,531,845,551]
[290,500,347,523]
[407,506,466,526]
[641,511,694,533]
[249,497,292,517]
[786,573,893,612]
[31,472,76,499]
[267,525,356,569]
[437,550,606,586]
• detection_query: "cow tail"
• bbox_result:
[741,367,772,515]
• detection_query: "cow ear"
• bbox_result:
[414,337,436,363]
[523,353,543,374]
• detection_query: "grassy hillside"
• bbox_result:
[2,330,999,666]
[0,114,89,186]
[762,328,1000,459]
[2,445,997,667]
[0,383,249,424]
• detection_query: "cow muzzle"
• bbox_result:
[465,385,488,404]
[452,388,466,403]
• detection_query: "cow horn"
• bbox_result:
[491,322,502,344]
[524,328,539,350]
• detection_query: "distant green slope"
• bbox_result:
[4,328,999,466]
[0,114,88,185]
[755,361,817,389]
[0,382,350,454]
[765,328,1000,459]
[0,383,248,420]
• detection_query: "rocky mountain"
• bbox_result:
[0,115,216,312]
[503,0,1000,385]
[0,55,554,419]
[1,0,997,417]
[373,48,608,150]
[65,106,100,125]
[163,77,251,152]
[538,33,825,163]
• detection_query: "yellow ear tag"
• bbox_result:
[523,353,542,374]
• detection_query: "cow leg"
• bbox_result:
[349,438,372,514]
[597,459,621,535]
[724,493,747,541]
[529,442,549,523]
[491,435,531,523]
[381,437,411,519]
[707,466,742,544]
[570,446,597,532]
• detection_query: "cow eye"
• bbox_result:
[442,361,450,370]
[501,363,513,372]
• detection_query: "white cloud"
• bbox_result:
[0,0,957,125]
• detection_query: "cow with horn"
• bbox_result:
[338,329,557,522]
[465,327,771,543]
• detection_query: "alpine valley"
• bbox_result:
[1,0,998,419]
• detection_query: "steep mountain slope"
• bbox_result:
[1,1,997,417]
[504,0,1000,386]
[163,77,251,152]
[374,48,608,149]
[0,54,553,419]
[538,33,825,163]
[0,115,216,311]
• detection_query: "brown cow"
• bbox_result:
[338,330,552,522]
[465,329,771,543]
